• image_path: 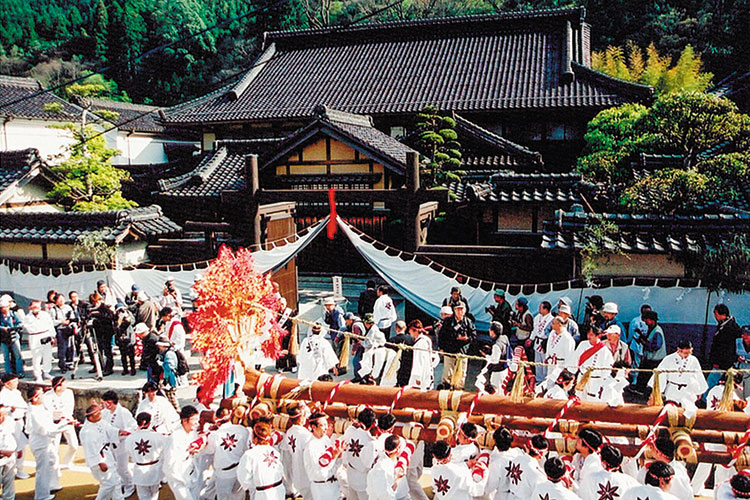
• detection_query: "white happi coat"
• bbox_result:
[359,345,398,386]
[0,388,27,451]
[0,418,16,468]
[476,342,509,391]
[101,404,137,454]
[636,461,693,500]
[409,335,438,391]
[573,453,603,484]
[575,341,614,403]
[431,461,483,499]
[124,429,167,486]
[237,444,285,500]
[342,424,375,492]
[627,484,680,500]
[531,480,582,500]
[42,389,74,420]
[27,403,65,451]
[136,396,180,434]
[367,452,397,500]
[280,424,313,495]
[598,371,629,407]
[208,422,251,480]
[531,312,554,380]
[373,295,397,331]
[297,333,338,381]
[304,435,340,499]
[715,480,740,500]
[546,385,572,400]
[484,447,523,500]
[80,419,120,469]
[649,353,708,419]
[579,468,638,500]
[544,329,576,384]
[506,453,546,500]
[451,443,479,464]
[162,427,199,485]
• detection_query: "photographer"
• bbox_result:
[486,289,512,339]
[0,296,25,377]
[439,302,475,390]
[115,304,137,376]
[159,277,182,317]
[50,293,74,373]
[23,300,55,382]
[89,293,115,376]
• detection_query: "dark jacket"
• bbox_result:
[711,316,742,369]
[389,332,415,386]
[358,288,378,317]
[441,317,476,354]
[141,332,160,369]
[89,304,115,340]
[488,300,512,335]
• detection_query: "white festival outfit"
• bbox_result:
[531,311,553,380]
[237,443,285,500]
[27,401,66,499]
[136,395,179,435]
[648,352,708,419]
[101,403,137,495]
[691,384,738,494]
[531,480,583,500]
[303,434,341,500]
[627,484,680,500]
[409,334,439,391]
[297,331,338,381]
[79,418,125,500]
[342,423,375,500]
[0,386,27,474]
[124,427,167,500]
[636,461,693,500]
[575,340,615,403]
[43,388,79,471]
[484,447,523,500]
[162,426,201,500]
[366,450,398,500]
[506,453,546,500]
[373,294,398,332]
[0,417,16,500]
[23,310,54,381]
[280,423,313,498]
[543,327,576,392]
[431,458,485,499]
[358,330,398,386]
[207,421,251,500]
[579,467,639,500]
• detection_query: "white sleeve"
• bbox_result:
[367,464,396,500]
[63,391,75,418]
[237,450,254,491]
[80,428,103,466]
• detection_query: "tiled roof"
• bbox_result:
[276,173,382,185]
[0,205,181,244]
[90,98,165,133]
[0,148,42,196]
[541,211,750,253]
[448,171,582,203]
[0,75,86,121]
[454,115,543,169]
[162,8,652,125]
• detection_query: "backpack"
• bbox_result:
[175,349,190,376]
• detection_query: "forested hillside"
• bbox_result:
[0,0,748,106]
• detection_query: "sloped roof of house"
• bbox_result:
[0,148,43,198]
[448,171,582,203]
[162,7,652,125]
[0,76,87,122]
[90,98,165,134]
[0,205,181,244]
[453,114,543,170]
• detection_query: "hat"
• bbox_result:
[0,296,9,308]
[0,294,12,305]
[604,325,621,336]
[363,313,375,324]
[134,323,149,335]
[643,310,659,322]
[323,297,336,306]
[602,302,619,314]
[344,312,356,320]
[131,284,140,292]
[156,336,171,347]
[586,295,604,309]
[516,297,528,307]
[558,296,572,306]
[494,289,506,298]
[311,322,323,333]
[439,306,453,316]
[453,302,466,310]
[558,303,571,315]
[165,276,176,283]
[115,302,127,311]
[137,291,149,302]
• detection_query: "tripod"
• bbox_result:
[70,320,103,381]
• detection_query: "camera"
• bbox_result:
[40,336,53,345]
[166,282,176,293]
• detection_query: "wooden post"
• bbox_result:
[404,151,421,253]
[245,154,262,248]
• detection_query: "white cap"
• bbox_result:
[323,297,336,306]
[602,302,619,314]
[165,276,176,283]
[605,325,621,336]
[558,303,571,315]
[440,305,453,316]
[134,323,149,334]
[0,296,10,308]
[137,291,149,302]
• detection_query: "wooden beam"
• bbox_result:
[256,188,448,204]
[184,221,232,232]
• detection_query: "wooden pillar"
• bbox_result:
[245,154,262,247]
[404,151,420,252]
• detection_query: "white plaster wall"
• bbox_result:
[116,241,149,267]
[112,133,198,165]
[0,182,60,212]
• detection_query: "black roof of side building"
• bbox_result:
[0,149,43,199]
[0,205,182,244]
[162,7,653,125]
[0,76,88,122]
[90,98,165,134]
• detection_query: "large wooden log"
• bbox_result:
[245,370,750,433]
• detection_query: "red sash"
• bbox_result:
[578,341,606,367]
[167,319,180,340]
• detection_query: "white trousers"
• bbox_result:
[168,478,199,500]
[0,462,14,500]
[113,446,133,491]
[215,476,243,500]
[347,487,367,500]
[310,480,339,500]
[135,484,160,500]
[29,341,53,381]
[31,444,54,500]
[91,465,125,500]
[51,424,78,472]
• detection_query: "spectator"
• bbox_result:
[323,297,346,357]
[0,295,25,377]
[157,336,179,410]
[68,291,91,367]
[737,326,750,399]
[124,284,140,314]
[96,280,116,311]
[115,304,137,376]
[708,303,742,398]
[440,302,475,390]
[23,300,55,382]
[345,313,367,381]
[634,310,666,395]
[389,320,415,387]
[358,280,378,318]
[159,277,183,317]
[135,292,160,334]
[159,307,186,356]
[628,304,652,379]
[49,293,74,373]
[530,301,552,381]
[442,286,470,317]
[512,297,533,353]
[136,323,160,383]
[486,289,512,338]
[372,286,397,340]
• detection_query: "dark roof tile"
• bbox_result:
[0,75,86,122]
[90,98,165,133]
[0,148,41,196]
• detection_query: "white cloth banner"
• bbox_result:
[0,218,328,307]
[336,217,750,330]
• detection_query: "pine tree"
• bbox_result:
[93,0,109,63]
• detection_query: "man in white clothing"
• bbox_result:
[163,405,204,500]
[649,339,708,419]
[484,427,523,500]
[160,307,186,355]
[630,461,680,500]
[136,382,179,434]
[531,456,581,500]
[124,412,167,500]
[280,402,313,499]
[237,420,285,499]
[367,434,405,500]
[27,386,69,500]
[430,440,485,499]
[79,403,125,500]
[23,300,55,382]
[297,322,338,380]
[373,285,398,340]
[342,408,377,500]
[43,376,79,474]
[715,472,750,500]
[358,328,397,386]
[573,428,603,484]
[579,445,638,500]
[207,407,251,500]
[0,373,28,479]
[506,435,548,500]
[530,301,553,381]
[574,327,615,403]
[101,391,137,497]
[304,412,344,500]
[408,319,438,391]
[0,406,16,500]
[636,438,693,500]
[543,316,576,390]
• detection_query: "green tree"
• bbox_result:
[592,43,713,95]
[414,106,463,188]
[92,0,109,63]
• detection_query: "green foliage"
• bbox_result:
[43,102,64,114]
[93,109,121,123]
[72,229,116,269]
[592,44,713,95]
[619,168,719,213]
[679,234,750,293]
[579,216,624,284]
[414,106,464,187]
